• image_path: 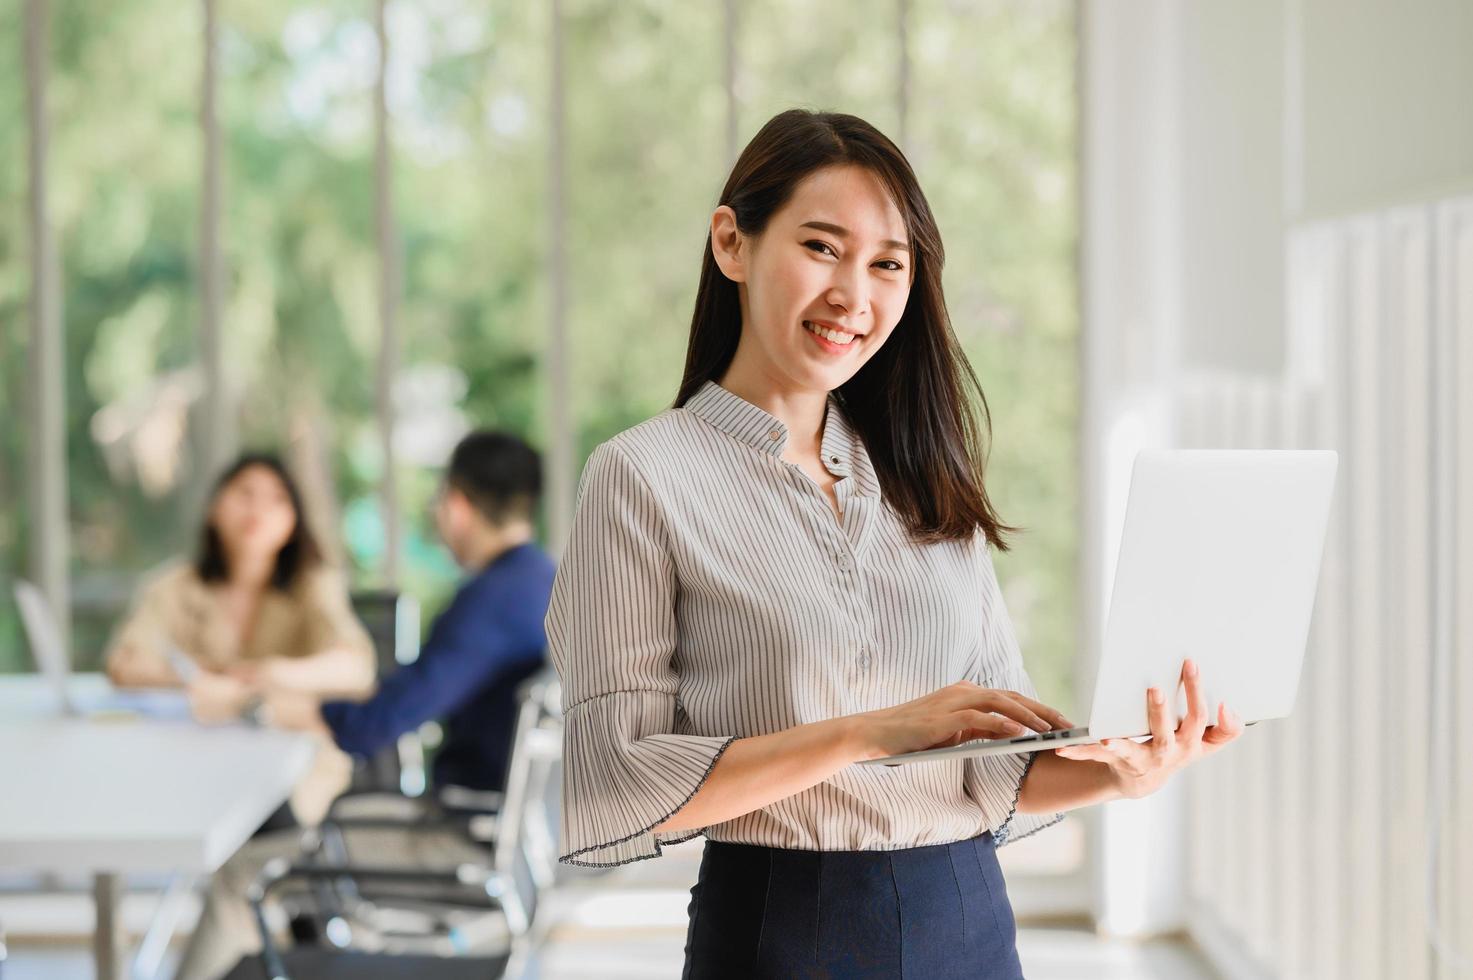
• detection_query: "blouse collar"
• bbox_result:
[683,380,880,495]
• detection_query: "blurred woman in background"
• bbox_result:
[106,451,375,824]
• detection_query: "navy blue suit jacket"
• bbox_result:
[321,542,556,792]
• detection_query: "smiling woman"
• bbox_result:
[549,110,1088,979]
[717,168,911,376]
[678,111,1015,549]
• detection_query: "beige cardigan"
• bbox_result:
[107,560,375,824]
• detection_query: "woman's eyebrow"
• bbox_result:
[799,220,910,253]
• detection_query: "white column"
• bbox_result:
[23,0,69,654]
[1440,196,1473,980]
[373,0,402,584]
[722,0,739,168]
[544,0,572,554]
[895,0,910,153]
[1079,0,1186,938]
[198,0,231,479]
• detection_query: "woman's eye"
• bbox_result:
[805,240,904,272]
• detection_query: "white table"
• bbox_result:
[0,674,316,979]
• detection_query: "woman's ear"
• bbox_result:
[709,205,747,283]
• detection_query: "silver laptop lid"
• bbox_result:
[14,579,78,716]
[1084,449,1338,740]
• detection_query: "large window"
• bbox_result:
[2,0,204,660]
[2,0,1077,718]
[910,0,1079,709]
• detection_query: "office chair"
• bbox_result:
[221,668,564,979]
[316,664,561,884]
[343,590,426,800]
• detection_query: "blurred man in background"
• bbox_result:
[256,430,556,793]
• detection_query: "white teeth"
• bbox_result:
[804,321,856,345]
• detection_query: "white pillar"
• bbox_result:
[895,0,910,152]
[722,0,739,168]
[23,0,69,653]
[544,0,572,555]
[198,0,231,480]
[373,0,402,584]
[1079,0,1186,938]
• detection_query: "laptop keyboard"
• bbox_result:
[1002,725,1089,744]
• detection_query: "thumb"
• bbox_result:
[1202,703,1241,744]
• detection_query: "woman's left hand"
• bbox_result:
[186,670,253,725]
[1053,659,1244,799]
[225,660,272,690]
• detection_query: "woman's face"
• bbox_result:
[210,465,297,563]
[714,164,913,395]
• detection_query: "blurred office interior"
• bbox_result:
[1,0,1471,977]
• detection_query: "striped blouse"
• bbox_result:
[547,380,1064,868]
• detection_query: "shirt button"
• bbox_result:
[858,651,872,669]
[830,455,840,465]
[836,552,853,571]
[767,430,781,442]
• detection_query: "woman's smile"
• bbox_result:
[802,318,862,354]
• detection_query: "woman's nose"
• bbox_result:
[825,266,869,316]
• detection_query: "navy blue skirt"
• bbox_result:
[681,832,1024,979]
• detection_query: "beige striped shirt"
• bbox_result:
[548,380,1063,867]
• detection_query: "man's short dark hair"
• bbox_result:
[446,431,543,526]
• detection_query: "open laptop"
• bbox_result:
[859,449,1339,767]
[13,579,79,716]
[13,579,192,720]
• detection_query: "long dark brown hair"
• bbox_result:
[195,452,323,589]
[675,109,1015,549]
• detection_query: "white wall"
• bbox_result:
[1298,0,1473,217]
[1110,0,1473,377]
[1175,0,1287,375]
[1079,0,1473,957]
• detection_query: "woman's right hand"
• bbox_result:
[851,681,1074,762]
[105,643,179,689]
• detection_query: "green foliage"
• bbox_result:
[1,0,1076,708]
[909,0,1080,711]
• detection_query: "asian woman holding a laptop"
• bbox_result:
[549,109,1246,979]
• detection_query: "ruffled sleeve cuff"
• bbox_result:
[967,748,1065,847]
[559,689,737,868]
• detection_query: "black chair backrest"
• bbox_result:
[350,590,421,678]
[346,591,423,796]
